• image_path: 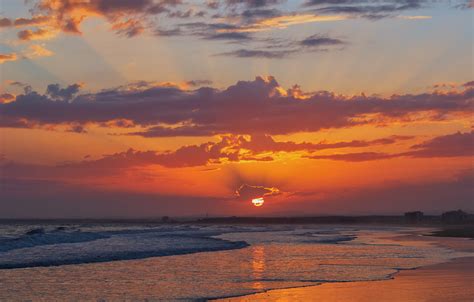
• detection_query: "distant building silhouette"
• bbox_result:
[404,211,424,223]
[441,210,469,224]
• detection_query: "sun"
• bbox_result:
[252,197,265,207]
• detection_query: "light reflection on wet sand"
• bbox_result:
[251,245,266,291]
[220,257,474,302]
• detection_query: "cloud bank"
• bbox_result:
[1,76,472,136]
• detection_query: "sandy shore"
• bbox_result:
[215,233,474,302]
[217,257,474,302]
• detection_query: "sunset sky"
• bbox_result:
[0,0,473,218]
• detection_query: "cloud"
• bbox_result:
[463,80,474,87]
[0,93,15,104]
[0,133,414,182]
[397,15,432,20]
[300,34,346,47]
[1,76,472,136]
[0,16,50,27]
[185,80,213,87]
[307,151,398,162]
[45,83,82,101]
[216,33,347,58]
[13,16,51,26]
[0,53,18,64]
[239,13,347,31]
[303,0,429,19]
[217,49,293,58]
[26,44,54,58]
[226,0,284,8]
[234,133,412,153]
[454,0,474,9]
[15,0,182,38]
[110,19,146,37]
[406,131,474,158]
[306,131,474,161]
[205,32,253,40]
[17,28,57,41]
[0,18,12,27]
[235,184,280,200]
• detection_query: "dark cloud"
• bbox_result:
[303,0,439,19]
[217,49,293,58]
[1,77,472,136]
[67,125,87,133]
[240,8,282,19]
[0,18,12,27]
[226,0,284,8]
[155,27,183,36]
[306,131,474,161]
[307,151,398,161]
[205,32,252,40]
[236,133,412,153]
[300,34,346,47]
[235,183,280,200]
[463,80,474,87]
[453,0,473,9]
[185,80,213,87]
[0,16,50,27]
[46,83,82,101]
[406,131,474,158]
[207,1,220,9]
[167,9,194,18]
[153,22,254,41]
[216,33,347,58]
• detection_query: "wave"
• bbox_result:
[0,228,108,253]
[0,226,249,269]
[0,225,359,269]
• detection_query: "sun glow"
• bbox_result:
[252,197,265,207]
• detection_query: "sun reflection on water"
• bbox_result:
[251,245,266,291]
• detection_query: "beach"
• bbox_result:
[0,224,472,301]
[217,257,474,302]
[217,235,474,302]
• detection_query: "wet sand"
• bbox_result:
[216,235,474,302]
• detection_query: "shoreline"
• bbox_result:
[213,256,474,302]
[213,233,474,302]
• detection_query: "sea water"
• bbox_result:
[0,223,470,301]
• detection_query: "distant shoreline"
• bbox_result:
[1,215,472,226]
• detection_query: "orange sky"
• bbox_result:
[0,0,473,217]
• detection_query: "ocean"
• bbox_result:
[0,222,470,301]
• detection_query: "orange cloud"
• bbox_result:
[0,53,18,64]
[26,44,54,58]
[17,28,57,41]
[0,93,15,103]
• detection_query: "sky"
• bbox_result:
[0,0,473,218]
